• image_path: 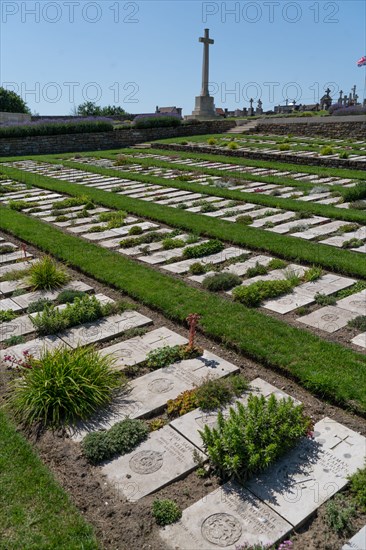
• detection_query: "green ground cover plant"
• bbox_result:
[233,279,295,307]
[6,345,124,427]
[28,256,70,290]
[202,272,242,291]
[325,495,355,535]
[348,316,366,331]
[348,465,366,511]
[0,310,16,323]
[199,394,311,481]
[152,499,182,526]
[82,418,148,464]
[183,239,224,259]
[0,207,365,414]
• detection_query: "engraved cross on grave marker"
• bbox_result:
[199,29,214,97]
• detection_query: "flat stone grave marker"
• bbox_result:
[342,525,366,550]
[0,251,33,265]
[0,314,35,342]
[162,248,246,274]
[336,290,366,315]
[298,305,357,332]
[352,332,366,349]
[11,281,93,310]
[269,216,328,234]
[101,327,187,369]
[0,258,36,277]
[171,378,301,451]
[159,481,292,549]
[291,220,346,240]
[246,417,366,528]
[101,425,206,502]
[59,311,152,348]
[0,297,23,313]
[0,334,67,364]
[70,351,239,441]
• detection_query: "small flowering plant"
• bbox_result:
[3,350,35,370]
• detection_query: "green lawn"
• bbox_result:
[0,411,98,550]
[1,206,365,415]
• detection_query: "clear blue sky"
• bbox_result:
[1,0,365,115]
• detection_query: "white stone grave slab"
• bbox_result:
[298,306,357,332]
[101,327,187,369]
[342,525,366,550]
[160,481,292,549]
[0,251,33,265]
[246,417,366,528]
[0,259,36,277]
[101,426,206,502]
[270,216,328,234]
[162,248,246,275]
[0,297,23,312]
[59,311,152,348]
[352,333,366,349]
[171,378,300,451]
[0,314,35,342]
[291,220,346,240]
[263,288,316,314]
[71,351,239,440]
[336,290,366,316]
[0,334,67,364]
[11,281,93,310]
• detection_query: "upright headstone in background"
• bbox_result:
[188,29,218,120]
[248,98,254,116]
[256,99,263,115]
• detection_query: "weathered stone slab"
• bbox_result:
[263,288,315,314]
[101,426,205,502]
[251,211,295,228]
[0,279,30,297]
[71,351,239,440]
[162,248,246,274]
[101,327,187,369]
[298,306,357,332]
[352,332,366,349]
[299,274,356,296]
[342,525,366,550]
[59,311,152,348]
[246,417,366,528]
[159,481,292,549]
[291,220,346,240]
[84,222,158,241]
[0,251,33,265]
[0,259,36,277]
[171,378,300,451]
[0,314,35,342]
[11,281,93,310]
[0,297,23,312]
[0,334,67,364]
[270,216,328,234]
[337,290,366,315]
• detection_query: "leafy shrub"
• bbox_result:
[227,141,238,150]
[339,223,359,233]
[56,289,86,304]
[152,499,182,526]
[52,196,93,211]
[167,389,198,417]
[189,262,206,275]
[233,279,295,307]
[28,256,70,291]
[148,418,166,431]
[4,335,25,346]
[0,120,113,138]
[146,344,202,370]
[348,315,366,331]
[0,310,16,323]
[82,418,148,464]
[183,240,224,259]
[303,266,323,282]
[8,200,36,211]
[133,116,181,129]
[339,151,349,159]
[320,146,334,156]
[128,225,143,235]
[349,465,366,511]
[326,495,355,535]
[314,293,336,306]
[279,144,291,151]
[114,155,133,166]
[268,258,287,270]
[7,346,123,427]
[162,238,186,250]
[343,183,366,203]
[0,244,15,254]
[336,281,366,300]
[119,231,163,248]
[202,272,242,292]
[200,395,310,481]
[236,215,252,225]
[27,298,53,313]
[195,375,248,411]
[200,203,218,213]
[350,200,366,210]
[246,262,268,278]
[31,295,118,336]
[342,238,364,249]
[98,211,126,229]
[207,138,217,145]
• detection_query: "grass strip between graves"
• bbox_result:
[11,154,366,225]
[0,410,98,549]
[0,206,365,415]
[1,165,366,280]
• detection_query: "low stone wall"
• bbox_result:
[253,116,366,139]
[0,120,234,157]
[155,143,365,170]
[0,112,31,126]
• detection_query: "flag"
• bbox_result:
[357,55,366,67]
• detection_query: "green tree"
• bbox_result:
[76,102,127,116]
[0,87,31,114]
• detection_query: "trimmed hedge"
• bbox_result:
[0,120,114,138]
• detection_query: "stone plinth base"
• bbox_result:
[186,95,219,120]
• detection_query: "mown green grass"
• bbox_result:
[1,165,365,280]
[0,206,365,415]
[0,411,98,549]
[17,155,366,225]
